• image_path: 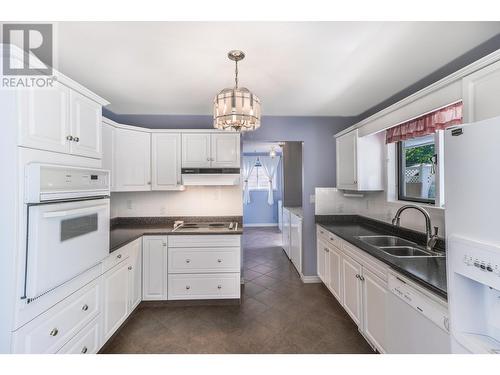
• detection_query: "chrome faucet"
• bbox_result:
[391,205,439,252]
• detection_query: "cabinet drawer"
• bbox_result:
[168,247,240,273]
[168,235,240,248]
[12,280,100,353]
[103,241,136,272]
[317,226,342,249]
[57,316,100,354]
[168,273,240,300]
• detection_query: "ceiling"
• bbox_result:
[55,22,500,116]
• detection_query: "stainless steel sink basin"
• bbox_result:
[355,235,445,258]
[356,235,417,247]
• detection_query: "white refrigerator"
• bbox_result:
[445,116,500,354]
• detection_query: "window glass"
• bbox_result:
[398,134,436,204]
[248,166,277,190]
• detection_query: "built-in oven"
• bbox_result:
[24,164,110,302]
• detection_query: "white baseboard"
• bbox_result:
[300,274,322,283]
[243,223,278,227]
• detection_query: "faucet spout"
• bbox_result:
[391,205,439,252]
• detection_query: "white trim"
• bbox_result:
[335,48,500,138]
[300,274,322,283]
[103,117,238,134]
[243,223,278,227]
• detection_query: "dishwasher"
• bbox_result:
[386,272,451,353]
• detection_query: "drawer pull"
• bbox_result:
[185,259,191,264]
[217,259,222,263]
[217,285,222,290]
[320,230,324,234]
[324,248,329,252]
[329,237,334,241]
[82,304,89,311]
[81,346,88,354]
[128,266,133,270]
[186,285,191,290]
[116,254,122,259]
[49,328,59,337]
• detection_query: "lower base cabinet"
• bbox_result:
[142,236,168,300]
[362,268,388,353]
[341,255,363,326]
[57,316,101,354]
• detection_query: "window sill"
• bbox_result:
[387,199,445,211]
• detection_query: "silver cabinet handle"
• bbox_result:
[49,328,59,337]
[206,157,211,161]
[162,241,167,247]
[217,285,222,289]
[147,181,151,185]
[73,137,79,142]
[319,230,324,234]
[186,285,191,290]
[443,317,450,332]
[128,266,133,270]
[217,259,222,263]
[116,254,122,259]
[185,259,191,264]
[82,304,89,311]
[66,135,74,141]
[324,248,329,252]
[81,346,88,354]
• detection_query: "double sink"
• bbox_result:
[355,235,445,258]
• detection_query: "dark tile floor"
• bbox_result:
[103,227,374,354]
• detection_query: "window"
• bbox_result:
[397,134,438,204]
[247,165,277,191]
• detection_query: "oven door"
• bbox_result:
[25,198,110,300]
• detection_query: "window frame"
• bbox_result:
[396,133,440,205]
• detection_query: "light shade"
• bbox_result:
[213,87,261,132]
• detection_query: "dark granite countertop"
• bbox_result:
[110,216,243,253]
[316,215,447,299]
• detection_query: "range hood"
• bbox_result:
[181,168,240,186]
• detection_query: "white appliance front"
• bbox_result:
[25,198,110,301]
[445,116,500,353]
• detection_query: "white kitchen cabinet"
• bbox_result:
[342,254,363,326]
[182,133,211,168]
[210,133,240,168]
[69,90,102,159]
[57,317,100,354]
[127,239,142,311]
[362,267,387,353]
[327,244,343,303]
[152,133,182,190]
[142,236,168,300]
[101,121,115,189]
[182,132,240,168]
[18,81,71,154]
[18,82,104,159]
[317,240,328,283]
[336,129,384,191]
[114,127,151,191]
[290,213,302,274]
[463,60,500,123]
[282,208,291,259]
[102,259,129,342]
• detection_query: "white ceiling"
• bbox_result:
[55,22,500,116]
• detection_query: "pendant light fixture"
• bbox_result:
[213,50,261,132]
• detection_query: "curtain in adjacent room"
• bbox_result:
[386,101,463,143]
[259,156,281,205]
[242,156,257,204]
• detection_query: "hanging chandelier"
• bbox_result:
[213,50,261,132]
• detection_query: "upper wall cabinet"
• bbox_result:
[152,133,182,190]
[336,129,384,191]
[114,127,151,191]
[18,82,105,159]
[463,60,500,123]
[182,133,240,168]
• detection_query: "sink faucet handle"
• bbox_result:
[433,226,439,236]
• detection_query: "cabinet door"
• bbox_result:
[181,133,211,168]
[18,82,70,154]
[463,60,500,123]
[336,130,358,190]
[210,133,240,168]
[328,245,343,303]
[317,240,328,284]
[341,254,362,326]
[142,236,168,300]
[101,122,115,190]
[69,90,102,159]
[282,209,291,259]
[103,261,129,341]
[114,128,151,191]
[290,214,302,273]
[128,240,142,311]
[152,133,181,190]
[362,268,387,353]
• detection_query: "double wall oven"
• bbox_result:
[24,164,110,302]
